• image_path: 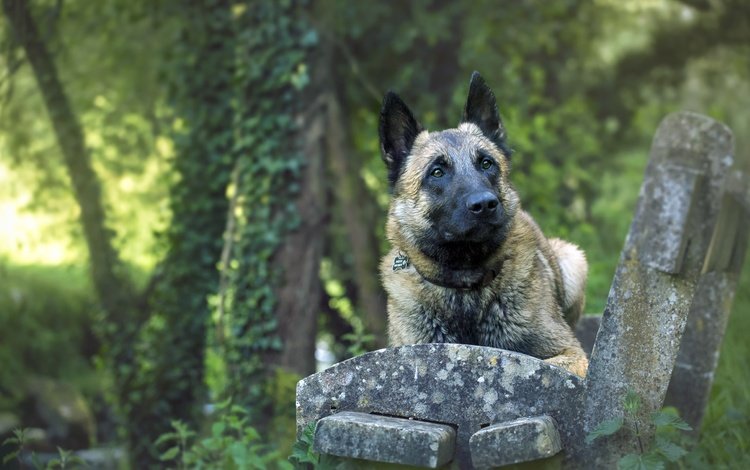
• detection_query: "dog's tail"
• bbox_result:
[549,238,588,328]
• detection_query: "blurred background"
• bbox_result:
[1,0,749,467]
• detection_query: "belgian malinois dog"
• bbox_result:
[379,72,588,377]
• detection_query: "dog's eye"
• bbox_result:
[481,158,493,170]
[431,167,445,178]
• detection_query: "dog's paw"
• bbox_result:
[544,350,589,378]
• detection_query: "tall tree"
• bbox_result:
[221,0,326,436]
[1,0,144,458]
[2,1,234,466]
[124,0,236,465]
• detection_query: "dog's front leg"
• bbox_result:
[544,348,589,378]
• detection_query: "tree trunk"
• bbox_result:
[1,0,141,396]
[2,0,137,325]
[269,92,327,374]
[222,1,327,437]
[2,1,235,466]
[2,0,148,462]
[124,1,236,466]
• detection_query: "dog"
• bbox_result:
[378,71,589,377]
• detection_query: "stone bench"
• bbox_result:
[296,112,749,468]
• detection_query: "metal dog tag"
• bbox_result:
[393,253,409,271]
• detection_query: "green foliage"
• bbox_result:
[289,422,341,469]
[341,330,377,359]
[3,430,87,469]
[90,0,238,465]
[587,391,693,469]
[689,261,750,466]
[263,368,302,456]
[156,401,291,470]
[221,0,316,418]
[42,447,87,469]
[0,262,98,407]
[2,428,29,467]
[585,417,624,444]
[289,423,317,467]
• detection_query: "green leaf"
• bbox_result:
[653,410,692,431]
[655,436,688,462]
[67,455,87,467]
[243,426,260,441]
[586,417,624,443]
[154,432,177,446]
[31,452,44,470]
[228,441,248,465]
[624,390,642,414]
[276,460,294,470]
[618,453,665,470]
[159,446,180,461]
[290,440,317,465]
[214,397,232,411]
[300,29,318,47]
[211,422,226,437]
[618,454,643,470]
[2,451,18,465]
[230,404,249,416]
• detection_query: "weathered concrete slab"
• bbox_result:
[297,344,583,467]
[582,112,736,466]
[665,168,749,429]
[314,411,455,468]
[469,415,561,469]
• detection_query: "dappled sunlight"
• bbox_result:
[0,163,80,265]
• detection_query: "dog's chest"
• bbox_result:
[415,290,522,348]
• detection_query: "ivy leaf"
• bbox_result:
[655,436,688,462]
[585,417,624,443]
[300,29,318,47]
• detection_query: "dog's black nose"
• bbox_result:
[466,191,499,215]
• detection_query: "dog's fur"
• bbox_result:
[379,72,588,377]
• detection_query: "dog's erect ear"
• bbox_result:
[462,71,511,156]
[379,91,422,187]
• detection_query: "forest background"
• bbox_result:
[1,0,749,468]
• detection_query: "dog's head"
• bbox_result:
[380,72,520,272]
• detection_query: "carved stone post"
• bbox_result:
[582,112,735,465]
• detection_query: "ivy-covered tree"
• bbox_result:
[124,0,236,466]
[220,0,326,437]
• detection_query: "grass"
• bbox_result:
[692,261,750,467]
[0,261,100,408]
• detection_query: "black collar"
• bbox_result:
[393,252,501,291]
